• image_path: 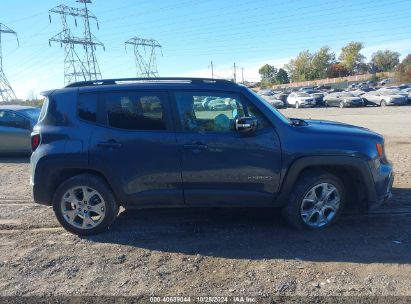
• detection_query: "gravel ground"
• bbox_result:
[0,106,410,298]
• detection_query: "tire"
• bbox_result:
[281,170,345,230]
[380,100,387,107]
[295,102,300,109]
[53,174,119,236]
[339,101,345,108]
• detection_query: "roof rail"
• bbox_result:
[65,77,235,88]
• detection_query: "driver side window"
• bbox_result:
[174,91,269,133]
[174,92,245,132]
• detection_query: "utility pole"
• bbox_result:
[233,62,237,83]
[125,37,162,77]
[49,1,105,85]
[210,61,214,79]
[241,67,245,84]
[0,23,19,102]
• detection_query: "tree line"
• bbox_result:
[258,41,408,85]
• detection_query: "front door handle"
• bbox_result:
[97,140,122,149]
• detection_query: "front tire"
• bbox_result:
[53,174,119,236]
[282,170,345,230]
[380,100,387,107]
[295,102,300,109]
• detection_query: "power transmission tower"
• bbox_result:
[49,1,104,85]
[125,37,162,77]
[0,23,19,102]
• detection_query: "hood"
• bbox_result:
[301,119,382,140]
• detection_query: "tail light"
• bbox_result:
[31,134,41,152]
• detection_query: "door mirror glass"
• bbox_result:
[236,116,258,135]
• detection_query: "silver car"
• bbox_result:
[0,105,40,154]
[362,90,407,106]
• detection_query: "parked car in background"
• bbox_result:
[362,89,407,106]
[0,105,40,154]
[401,88,411,103]
[257,89,275,96]
[263,97,284,109]
[378,78,393,86]
[310,90,328,107]
[287,92,316,108]
[323,92,364,108]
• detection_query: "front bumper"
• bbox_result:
[368,163,394,210]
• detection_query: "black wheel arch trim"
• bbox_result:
[276,155,377,207]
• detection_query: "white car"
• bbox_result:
[362,89,407,106]
[286,92,316,108]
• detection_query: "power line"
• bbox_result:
[49,0,105,84]
[0,23,19,102]
[125,37,162,77]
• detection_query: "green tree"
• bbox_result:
[285,50,313,82]
[396,54,411,83]
[371,50,400,72]
[258,64,278,83]
[276,68,289,84]
[311,46,335,79]
[338,41,365,75]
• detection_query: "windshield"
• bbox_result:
[297,92,310,97]
[247,88,291,124]
[19,108,41,121]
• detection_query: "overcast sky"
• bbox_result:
[1,0,411,99]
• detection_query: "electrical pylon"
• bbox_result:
[0,23,19,102]
[125,37,162,77]
[49,1,104,85]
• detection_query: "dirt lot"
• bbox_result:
[0,106,410,298]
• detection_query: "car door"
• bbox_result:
[172,90,282,206]
[0,110,31,153]
[87,90,184,206]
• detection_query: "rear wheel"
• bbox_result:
[282,170,345,230]
[53,174,119,236]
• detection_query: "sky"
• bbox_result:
[1,0,411,99]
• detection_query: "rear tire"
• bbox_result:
[282,170,345,230]
[53,174,119,236]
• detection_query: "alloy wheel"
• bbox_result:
[60,186,106,229]
[300,183,341,228]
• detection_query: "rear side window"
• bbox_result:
[78,94,98,123]
[105,92,166,131]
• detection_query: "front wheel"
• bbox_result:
[282,171,345,230]
[339,101,345,108]
[295,102,300,109]
[53,174,119,236]
[380,100,387,107]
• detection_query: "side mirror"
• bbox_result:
[236,116,258,135]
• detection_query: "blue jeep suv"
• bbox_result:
[31,78,394,235]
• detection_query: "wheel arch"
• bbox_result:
[277,156,377,211]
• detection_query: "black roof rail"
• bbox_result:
[65,77,235,88]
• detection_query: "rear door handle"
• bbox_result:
[97,141,122,149]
